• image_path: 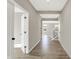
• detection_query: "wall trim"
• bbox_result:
[41,18,58,21]
[28,39,41,53]
[58,40,71,58]
[28,0,38,12]
[38,11,61,14]
[61,0,70,12]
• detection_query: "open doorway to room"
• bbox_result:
[41,19,60,41]
[14,3,29,57]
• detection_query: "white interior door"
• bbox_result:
[7,1,14,59]
[21,14,28,54]
[14,13,22,48]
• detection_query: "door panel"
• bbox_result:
[14,13,21,47]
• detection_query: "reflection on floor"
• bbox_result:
[14,35,70,59]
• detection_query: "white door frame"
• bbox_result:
[7,0,15,59]
[14,2,29,54]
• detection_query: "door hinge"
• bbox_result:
[24,46,27,48]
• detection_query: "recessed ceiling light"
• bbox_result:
[46,0,50,2]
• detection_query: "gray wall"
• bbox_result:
[15,0,41,51]
[58,0,71,57]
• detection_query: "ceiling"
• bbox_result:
[29,0,68,11]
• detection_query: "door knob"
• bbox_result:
[12,38,15,40]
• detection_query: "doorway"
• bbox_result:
[14,3,29,57]
[41,19,60,40]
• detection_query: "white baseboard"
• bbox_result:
[28,39,41,53]
[58,40,71,57]
[14,44,21,48]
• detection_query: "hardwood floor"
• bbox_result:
[14,35,70,59]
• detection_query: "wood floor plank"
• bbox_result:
[14,35,70,59]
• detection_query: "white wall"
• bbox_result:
[58,0,71,57]
[15,0,41,52]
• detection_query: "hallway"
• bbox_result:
[14,35,70,59]
[7,0,71,59]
